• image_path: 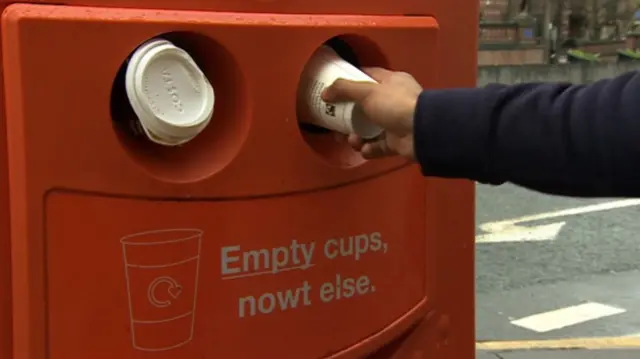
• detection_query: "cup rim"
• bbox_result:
[120,228,204,245]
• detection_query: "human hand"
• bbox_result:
[322,67,422,160]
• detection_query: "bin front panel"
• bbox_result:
[0,4,457,359]
[43,168,427,359]
[0,0,437,16]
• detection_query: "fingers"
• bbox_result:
[321,67,395,102]
[360,139,394,159]
[347,134,364,151]
[348,134,394,159]
[360,67,394,82]
[321,78,377,103]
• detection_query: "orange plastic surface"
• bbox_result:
[4,0,444,16]
[43,174,427,359]
[0,63,9,359]
[0,6,10,359]
[1,2,477,359]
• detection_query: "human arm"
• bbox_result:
[415,71,640,197]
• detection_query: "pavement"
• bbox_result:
[474,183,640,358]
[477,349,640,358]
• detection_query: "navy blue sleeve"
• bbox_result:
[413,70,640,197]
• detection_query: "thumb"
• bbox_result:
[322,78,377,103]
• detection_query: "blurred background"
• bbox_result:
[474,1,640,351]
[478,0,640,65]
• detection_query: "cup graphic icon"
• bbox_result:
[121,229,203,352]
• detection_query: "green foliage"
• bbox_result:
[567,49,601,62]
[617,48,640,59]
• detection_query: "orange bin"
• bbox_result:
[0,0,477,358]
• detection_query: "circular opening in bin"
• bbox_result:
[296,35,389,168]
[110,31,250,183]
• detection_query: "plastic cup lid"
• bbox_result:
[125,38,215,146]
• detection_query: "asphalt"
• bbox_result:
[475,183,640,358]
[476,185,640,294]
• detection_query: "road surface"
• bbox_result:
[475,183,640,343]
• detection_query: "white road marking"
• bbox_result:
[480,199,640,233]
[476,199,640,243]
[476,221,566,243]
[510,302,626,333]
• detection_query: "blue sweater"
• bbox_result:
[414,70,640,197]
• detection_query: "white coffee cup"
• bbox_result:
[124,38,215,146]
[297,46,383,139]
